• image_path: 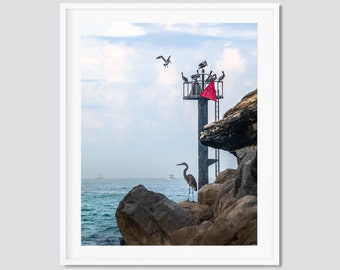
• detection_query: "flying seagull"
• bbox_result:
[156,55,172,68]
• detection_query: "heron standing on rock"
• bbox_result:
[176,162,197,202]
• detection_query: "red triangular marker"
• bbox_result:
[200,81,217,101]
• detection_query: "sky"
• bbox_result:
[80,23,257,180]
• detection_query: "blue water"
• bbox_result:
[81,178,192,246]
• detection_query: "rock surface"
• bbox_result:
[198,183,224,206]
[214,168,237,184]
[200,89,257,157]
[172,159,257,245]
[116,89,257,245]
[234,149,257,198]
[115,185,198,245]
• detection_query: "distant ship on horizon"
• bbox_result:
[168,174,174,179]
[95,174,104,180]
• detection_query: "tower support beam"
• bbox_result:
[198,97,208,189]
[181,64,224,189]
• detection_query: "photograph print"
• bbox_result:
[80,20,258,246]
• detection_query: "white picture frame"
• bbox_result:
[60,3,280,265]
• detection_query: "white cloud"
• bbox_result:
[104,23,146,37]
[82,106,134,144]
[101,42,138,82]
[80,22,257,178]
[212,46,253,102]
[81,25,254,147]
[164,24,256,39]
[154,66,183,121]
[215,47,247,74]
[81,79,134,144]
[81,47,102,80]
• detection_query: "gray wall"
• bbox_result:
[1,0,339,269]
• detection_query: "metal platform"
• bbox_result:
[182,80,224,100]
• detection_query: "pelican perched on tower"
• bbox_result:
[198,60,208,70]
[218,71,225,82]
[181,72,189,83]
[191,70,200,81]
[206,73,217,83]
[156,55,172,68]
[176,162,198,202]
[205,70,213,82]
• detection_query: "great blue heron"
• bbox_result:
[176,162,198,202]
[181,72,189,83]
[156,55,171,68]
[218,71,225,82]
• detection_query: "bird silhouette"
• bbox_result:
[191,70,200,81]
[218,71,225,82]
[198,60,208,69]
[205,70,213,82]
[181,72,189,83]
[206,73,217,83]
[156,55,171,68]
[176,162,198,202]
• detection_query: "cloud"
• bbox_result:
[101,41,138,82]
[163,23,257,40]
[212,46,255,105]
[104,23,146,37]
[154,65,183,121]
[81,47,102,80]
[80,23,257,177]
[81,23,256,155]
[82,105,135,144]
[81,79,136,144]
[215,47,247,74]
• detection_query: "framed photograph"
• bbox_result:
[60,3,280,265]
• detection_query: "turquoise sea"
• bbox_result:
[81,177,193,245]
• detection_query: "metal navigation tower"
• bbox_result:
[181,61,224,189]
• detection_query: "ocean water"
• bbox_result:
[81,177,193,246]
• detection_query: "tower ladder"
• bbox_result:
[214,97,220,178]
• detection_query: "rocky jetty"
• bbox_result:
[116,89,257,245]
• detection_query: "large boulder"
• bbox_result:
[198,183,224,206]
[115,185,198,245]
[214,168,237,184]
[172,167,257,245]
[177,201,214,222]
[200,89,257,154]
[190,195,257,245]
[234,149,257,198]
